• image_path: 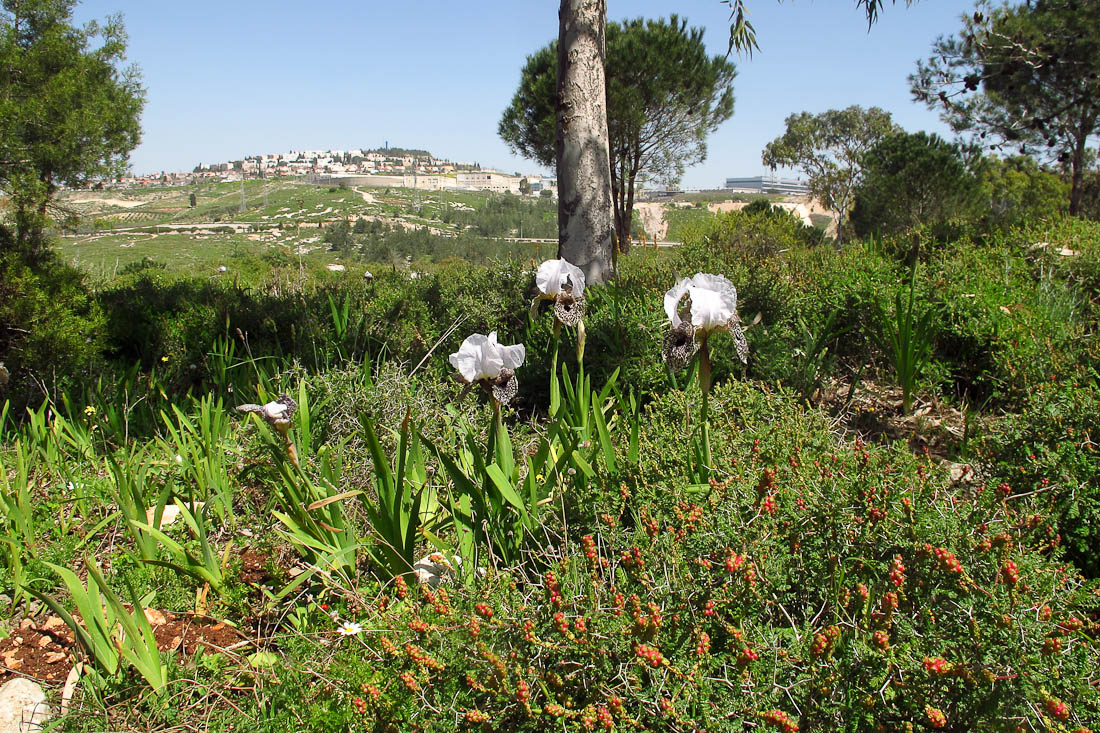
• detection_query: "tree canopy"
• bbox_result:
[849,131,978,239]
[910,0,1100,216]
[762,106,898,246]
[0,0,144,254]
[500,15,735,250]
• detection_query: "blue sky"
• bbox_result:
[74,1,973,188]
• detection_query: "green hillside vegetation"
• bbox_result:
[3,199,1100,730]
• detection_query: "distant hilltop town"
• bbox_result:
[96,146,556,197]
[89,146,808,199]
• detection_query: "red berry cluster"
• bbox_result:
[407,619,429,634]
[810,626,840,658]
[758,466,776,492]
[924,705,947,728]
[1045,698,1070,721]
[1057,616,1084,634]
[922,656,954,675]
[932,546,964,575]
[421,588,450,616]
[620,546,645,570]
[726,550,746,573]
[582,534,598,563]
[761,709,799,732]
[1000,559,1019,584]
[889,555,906,587]
[515,678,530,704]
[393,574,408,600]
[474,602,494,619]
[738,646,759,664]
[744,566,758,587]
[404,643,444,670]
[544,571,563,607]
[464,708,490,724]
[675,501,705,531]
[611,590,626,616]
[635,643,664,667]
[871,630,890,651]
[696,631,711,657]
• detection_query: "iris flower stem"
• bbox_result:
[550,323,562,413]
[699,340,713,478]
[488,396,506,470]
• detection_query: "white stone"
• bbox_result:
[412,553,461,587]
[0,678,53,733]
[326,264,346,272]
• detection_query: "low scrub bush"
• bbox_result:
[976,372,1100,577]
[312,382,1100,731]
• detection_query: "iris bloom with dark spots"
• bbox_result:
[662,273,748,369]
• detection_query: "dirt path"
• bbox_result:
[353,187,376,205]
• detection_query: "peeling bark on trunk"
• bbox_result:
[557,0,614,285]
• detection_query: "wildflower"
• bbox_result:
[337,621,363,636]
[449,331,525,406]
[662,273,748,369]
[84,405,96,416]
[533,258,587,326]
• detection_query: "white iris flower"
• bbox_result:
[449,331,526,405]
[532,258,587,327]
[662,273,748,370]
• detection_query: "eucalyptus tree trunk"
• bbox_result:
[556,0,614,285]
